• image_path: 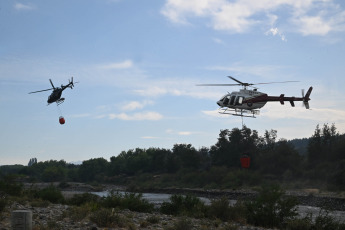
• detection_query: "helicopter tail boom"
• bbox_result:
[243,86,312,109]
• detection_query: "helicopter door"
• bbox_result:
[230,96,236,105]
[235,96,244,105]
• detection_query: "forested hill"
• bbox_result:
[1,123,345,190]
[288,138,309,156]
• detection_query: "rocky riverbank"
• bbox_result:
[137,187,345,211]
[22,182,345,211]
[0,202,271,230]
[2,183,341,229]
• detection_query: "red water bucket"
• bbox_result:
[240,156,250,168]
[59,116,65,125]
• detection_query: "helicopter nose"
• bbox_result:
[217,101,223,107]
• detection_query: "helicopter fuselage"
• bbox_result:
[217,89,267,110]
[47,88,63,104]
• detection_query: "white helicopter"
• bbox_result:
[197,76,313,118]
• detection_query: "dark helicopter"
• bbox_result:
[29,77,77,105]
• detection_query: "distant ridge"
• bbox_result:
[69,161,82,165]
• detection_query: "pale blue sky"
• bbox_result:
[1,0,345,165]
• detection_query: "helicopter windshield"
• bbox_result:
[223,96,230,105]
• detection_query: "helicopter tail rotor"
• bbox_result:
[69,77,74,89]
[302,86,313,109]
[68,76,79,89]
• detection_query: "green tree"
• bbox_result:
[79,158,108,182]
[146,148,170,173]
[42,166,66,182]
[210,126,260,168]
[257,140,301,177]
[173,144,200,169]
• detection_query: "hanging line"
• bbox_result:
[56,103,63,117]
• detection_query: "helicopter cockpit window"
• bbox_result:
[223,96,230,105]
[235,96,244,105]
[230,96,236,105]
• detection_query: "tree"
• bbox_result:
[79,158,108,182]
[28,158,37,166]
[210,126,260,168]
[146,148,170,173]
[42,166,66,182]
[307,123,339,165]
[172,144,200,169]
[257,140,301,177]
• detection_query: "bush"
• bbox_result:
[67,192,100,206]
[37,185,64,203]
[285,210,345,230]
[286,215,313,230]
[245,185,298,228]
[0,176,23,196]
[313,209,345,230]
[89,208,128,228]
[168,217,193,230]
[160,194,206,218]
[146,215,160,224]
[0,197,6,213]
[65,205,92,222]
[102,191,154,213]
[207,197,231,221]
[207,197,246,223]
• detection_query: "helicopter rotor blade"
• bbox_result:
[28,88,54,94]
[49,79,55,89]
[228,76,245,85]
[198,76,300,88]
[196,84,241,86]
[251,81,300,85]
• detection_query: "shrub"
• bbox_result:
[207,196,231,221]
[0,176,23,196]
[313,209,345,230]
[30,199,50,208]
[0,197,6,213]
[160,194,206,218]
[89,208,128,228]
[146,215,160,224]
[102,191,154,213]
[168,217,193,230]
[285,210,345,230]
[37,185,64,203]
[207,197,247,223]
[245,185,298,228]
[65,205,91,222]
[286,215,313,230]
[67,192,100,206]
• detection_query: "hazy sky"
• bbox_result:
[1,0,345,165]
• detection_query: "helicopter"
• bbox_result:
[29,77,77,105]
[197,76,313,118]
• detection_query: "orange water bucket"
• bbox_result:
[240,156,250,168]
[59,116,65,125]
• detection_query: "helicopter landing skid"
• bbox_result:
[56,98,65,106]
[218,108,260,118]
